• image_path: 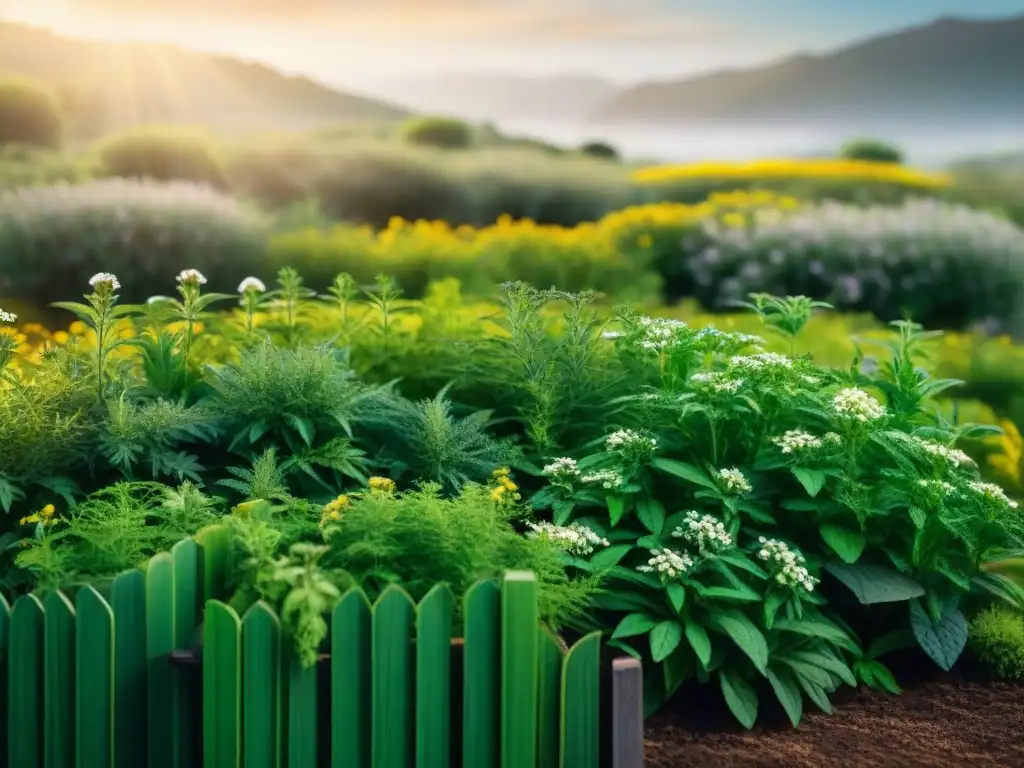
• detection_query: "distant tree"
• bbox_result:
[96,126,227,188]
[0,78,64,150]
[841,138,904,164]
[579,140,619,161]
[400,116,473,149]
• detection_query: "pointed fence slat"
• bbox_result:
[560,632,602,768]
[415,585,453,768]
[44,591,75,768]
[204,601,242,768]
[502,572,539,768]
[331,589,372,768]
[0,594,10,768]
[286,656,318,768]
[146,553,176,768]
[462,579,500,768]
[195,524,231,603]
[111,569,148,768]
[171,539,201,768]
[372,586,416,768]
[536,630,564,768]
[242,602,282,768]
[8,594,44,767]
[76,586,114,768]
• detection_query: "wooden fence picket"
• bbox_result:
[462,579,501,768]
[502,572,539,768]
[110,569,148,768]
[76,586,114,768]
[145,552,176,768]
[372,586,416,768]
[415,584,454,768]
[8,594,44,767]
[242,602,282,768]
[331,589,373,768]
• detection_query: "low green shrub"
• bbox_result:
[685,198,1024,331]
[0,178,268,306]
[0,78,64,150]
[969,606,1024,679]
[579,141,619,161]
[841,138,904,165]
[399,116,474,149]
[95,126,227,189]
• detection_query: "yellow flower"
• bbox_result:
[490,486,507,501]
[52,331,69,344]
[498,476,518,492]
[69,321,88,336]
[19,513,40,525]
[368,476,396,493]
[40,503,56,519]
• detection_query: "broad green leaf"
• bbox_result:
[909,600,967,671]
[684,621,712,668]
[819,524,866,564]
[606,639,642,660]
[854,660,902,694]
[772,619,859,654]
[786,650,857,688]
[589,544,632,570]
[636,497,666,535]
[766,667,803,727]
[719,670,758,729]
[708,611,768,673]
[248,420,269,444]
[825,562,925,604]
[607,495,627,526]
[763,590,786,629]
[552,500,575,525]
[650,620,683,663]
[866,630,916,660]
[792,467,827,497]
[611,613,660,639]
[794,675,834,714]
[700,585,761,603]
[666,583,686,613]
[650,458,718,490]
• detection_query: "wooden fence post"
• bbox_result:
[610,658,644,768]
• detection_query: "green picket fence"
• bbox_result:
[0,524,609,768]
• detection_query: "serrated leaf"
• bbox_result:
[612,613,660,639]
[666,583,686,613]
[792,467,827,497]
[708,611,768,673]
[825,562,925,604]
[636,497,666,535]
[767,667,803,727]
[650,458,718,490]
[819,524,866,563]
[909,599,967,671]
[684,621,712,668]
[650,620,683,663]
[719,670,758,729]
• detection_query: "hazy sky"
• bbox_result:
[1,0,1022,88]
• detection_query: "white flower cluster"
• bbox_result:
[527,522,610,556]
[717,467,752,495]
[177,269,208,285]
[581,469,625,490]
[672,511,733,554]
[756,537,817,592]
[690,372,745,393]
[238,276,266,293]
[772,429,822,453]
[914,438,975,467]
[729,352,794,371]
[967,481,1019,509]
[605,429,658,453]
[89,272,121,291]
[692,326,764,351]
[0,308,16,323]
[636,317,687,352]
[637,548,693,581]
[917,478,957,497]
[542,457,580,482]
[832,388,886,422]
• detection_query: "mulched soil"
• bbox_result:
[645,665,1024,768]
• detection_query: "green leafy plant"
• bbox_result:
[968,606,1024,680]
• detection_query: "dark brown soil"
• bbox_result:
[645,671,1024,767]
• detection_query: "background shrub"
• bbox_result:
[0,178,268,308]
[579,140,619,161]
[841,137,905,164]
[969,606,1024,680]
[96,126,227,189]
[684,198,1024,331]
[0,78,64,150]
[399,116,474,149]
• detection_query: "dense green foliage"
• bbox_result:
[0,78,64,150]
[400,116,474,149]
[968,604,1024,679]
[841,138,904,165]
[96,126,227,189]
[579,141,620,161]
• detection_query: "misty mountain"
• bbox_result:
[379,73,618,123]
[0,22,410,136]
[589,15,1024,129]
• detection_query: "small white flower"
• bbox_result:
[824,432,842,445]
[637,548,693,581]
[832,388,886,422]
[730,352,793,371]
[717,467,752,495]
[917,478,957,497]
[528,521,610,556]
[672,511,732,553]
[0,308,16,323]
[601,331,625,340]
[967,481,1019,509]
[580,469,625,490]
[772,429,823,454]
[542,458,580,480]
[176,269,207,286]
[89,272,121,291]
[238,277,266,293]
[756,537,817,592]
[690,371,744,393]
[913,438,974,468]
[636,317,687,352]
[605,429,658,454]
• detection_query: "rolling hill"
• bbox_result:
[0,22,411,137]
[589,15,1024,129]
